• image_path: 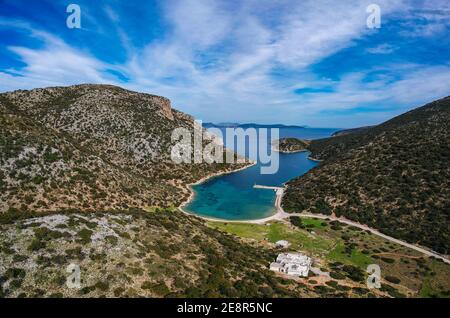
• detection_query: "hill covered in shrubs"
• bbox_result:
[0,84,246,213]
[283,97,450,254]
[0,209,384,298]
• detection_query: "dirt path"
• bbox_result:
[373,252,422,260]
[180,177,450,265]
[289,212,450,265]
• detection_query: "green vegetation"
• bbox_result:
[419,260,450,298]
[385,276,401,284]
[0,84,248,214]
[0,209,340,298]
[283,96,450,254]
[208,221,333,256]
[209,215,450,298]
[327,243,373,268]
[209,219,374,269]
[1,85,448,298]
[77,228,93,244]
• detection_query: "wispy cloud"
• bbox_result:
[0,26,114,91]
[0,0,449,127]
[366,43,398,54]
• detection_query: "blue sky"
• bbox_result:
[0,0,449,127]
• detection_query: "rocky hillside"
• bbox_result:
[0,209,292,298]
[331,126,373,137]
[283,96,450,254]
[0,208,393,298]
[0,84,246,213]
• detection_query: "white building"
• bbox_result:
[275,240,290,248]
[269,253,312,277]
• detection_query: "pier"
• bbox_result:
[253,184,284,191]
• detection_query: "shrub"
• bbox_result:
[141,281,153,290]
[13,254,28,262]
[331,224,342,231]
[289,216,304,228]
[152,282,170,296]
[342,265,365,282]
[28,238,46,251]
[326,281,339,288]
[10,279,23,289]
[95,281,110,292]
[65,247,84,260]
[77,228,93,244]
[113,287,125,297]
[105,235,118,246]
[381,257,395,264]
[5,267,26,279]
[385,276,401,284]
[330,271,345,280]
[34,227,68,241]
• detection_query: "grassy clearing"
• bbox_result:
[209,220,371,266]
[208,223,267,241]
[301,218,327,229]
[208,217,450,298]
[144,206,177,213]
[419,260,450,298]
[327,242,373,268]
[208,220,334,257]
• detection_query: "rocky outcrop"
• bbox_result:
[0,84,246,213]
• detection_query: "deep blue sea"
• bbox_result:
[184,127,338,220]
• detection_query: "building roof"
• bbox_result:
[270,252,312,277]
[276,253,311,266]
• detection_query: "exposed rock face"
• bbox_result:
[155,96,174,120]
[0,84,246,213]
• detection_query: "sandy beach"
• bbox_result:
[178,160,257,213]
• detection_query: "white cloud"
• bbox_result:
[366,43,398,54]
[0,0,449,127]
[275,64,450,127]
[0,27,116,90]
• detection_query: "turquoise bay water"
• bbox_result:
[185,127,338,220]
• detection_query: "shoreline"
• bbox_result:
[177,150,450,265]
[180,185,288,224]
[271,145,308,154]
[179,151,321,223]
[186,191,450,264]
[178,160,257,213]
[179,164,289,223]
[271,138,311,154]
